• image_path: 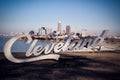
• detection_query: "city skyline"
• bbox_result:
[0,0,120,36]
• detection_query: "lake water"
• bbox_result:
[0,37,51,52]
[1,37,116,53]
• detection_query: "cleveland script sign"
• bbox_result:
[4,30,108,63]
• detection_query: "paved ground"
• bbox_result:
[0,51,120,80]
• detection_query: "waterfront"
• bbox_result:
[0,37,120,53]
[0,37,52,52]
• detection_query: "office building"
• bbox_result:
[66,25,71,35]
[46,27,52,35]
[57,21,62,33]
[81,29,88,37]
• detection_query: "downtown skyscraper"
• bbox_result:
[66,25,71,35]
[57,21,62,34]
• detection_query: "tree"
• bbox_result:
[29,30,35,35]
